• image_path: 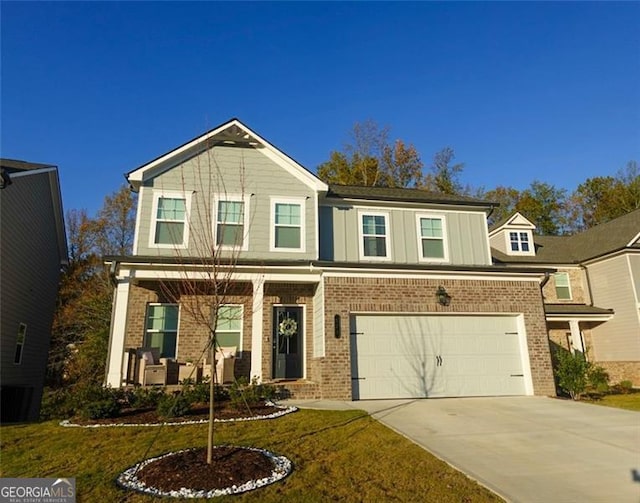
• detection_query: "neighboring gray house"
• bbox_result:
[490,210,640,385]
[0,159,67,422]
[104,119,558,400]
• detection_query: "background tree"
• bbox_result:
[48,186,136,386]
[317,120,424,188]
[516,181,568,235]
[568,160,640,231]
[422,147,465,195]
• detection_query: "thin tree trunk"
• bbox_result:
[207,339,215,464]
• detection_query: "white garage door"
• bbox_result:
[350,315,528,399]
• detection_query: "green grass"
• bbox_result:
[1,409,502,502]
[584,391,640,411]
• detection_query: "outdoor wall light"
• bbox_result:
[436,286,451,306]
[334,314,341,338]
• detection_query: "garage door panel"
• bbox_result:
[351,315,527,399]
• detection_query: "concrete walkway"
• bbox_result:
[284,396,640,503]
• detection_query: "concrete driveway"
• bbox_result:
[289,396,640,502]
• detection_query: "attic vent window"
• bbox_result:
[510,232,530,253]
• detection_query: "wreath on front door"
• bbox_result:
[278,317,298,337]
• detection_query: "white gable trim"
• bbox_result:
[627,231,640,248]
[128,119,327,192]
[489,212,536,237]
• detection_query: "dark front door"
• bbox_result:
[273,306,303,379]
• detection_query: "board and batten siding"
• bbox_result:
[135,145,318,260]
[319,204,492,266]
[588,254,640,361]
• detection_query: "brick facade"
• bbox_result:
[320,275,557,399]
[122,276,557,399]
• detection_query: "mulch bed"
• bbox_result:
[68,400,288,426]
[137,446,274,492]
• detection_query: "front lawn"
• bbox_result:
[584,391,640,411]
[1,409,502,502]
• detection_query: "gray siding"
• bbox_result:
[0,171,63,420]
[319,204,491,266]
[136,145,318,260]
[589,254,640,361]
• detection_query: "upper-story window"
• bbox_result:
[271,198,305,252]
[509,231,531,253]
[554,272,572,300]
[359,212,390,259]
[214,195,249,250]
[144,303,179,358]
[150,192,191,248]
[416,214,448,262]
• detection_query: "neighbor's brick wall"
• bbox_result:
[321,276,557,399]
[596,361,640,386]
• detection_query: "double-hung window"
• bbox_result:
[14,323,26,364]
[360,212,390,259]
[151,192,190,248]
[215,196,249,250]
[554,272,572,300]
[509,231,531,253]
[144,304,179,358]
[417,215,448,261]
[215,305,243,356]
[272,198,305,251]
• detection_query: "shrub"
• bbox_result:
[125,386,164,408]
[616,380,634,394]
[587,365,610,394]
[81,399,121,420]
[228,376,277,410]
[156,393,193,418]
[40,388,75,420]
[553,350,610,400]
[182,378,222,404]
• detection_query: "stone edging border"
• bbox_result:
[116,446,293,498]
[59,402,297,428]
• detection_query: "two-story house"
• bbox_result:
[104,119,557,400]
[490,210,640,385]
[1,159,67,422]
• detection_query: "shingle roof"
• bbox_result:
[0,158,55,172]
[544,304,614,316]
[327,184,496,207]
[493,209,640,264]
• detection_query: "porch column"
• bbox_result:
[250,277,264,381]
[569,320,584,355]
[105,279,132,387]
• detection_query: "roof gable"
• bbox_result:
[127,118,327,192]
[488,212,536,236]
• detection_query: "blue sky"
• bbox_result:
[2,2,639,215]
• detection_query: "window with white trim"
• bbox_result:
[272,198,305,251]
[554,272,572,300]
[360,212,390,259]
[417,215,447,261]
[214,196,249,250]
[215,305,243,357]
[14,323,26,364]
[150,192,190,248]
[144,304,179,358]
[509,231,531,253]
